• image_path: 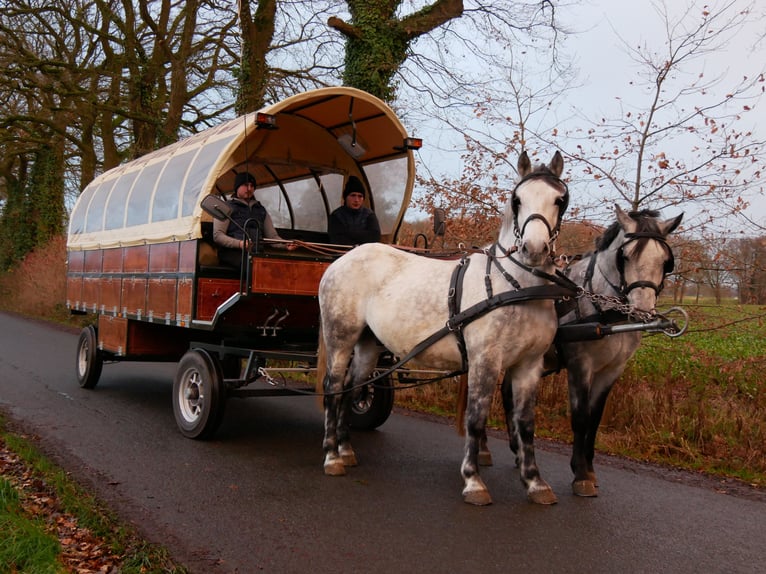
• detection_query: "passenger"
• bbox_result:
[328,176,381,246]
[213,171,295,268]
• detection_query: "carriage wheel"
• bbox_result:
[349,373,395,431]
[76,325,103,389]
[173,349,227,439]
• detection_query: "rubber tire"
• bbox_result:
[173,349,226,439]
[349,374,395,431]
[76,325,103,389]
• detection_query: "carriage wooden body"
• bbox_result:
[66,87,420,438]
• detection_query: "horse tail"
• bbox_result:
[316,316,326,409]
[455,373,468,436]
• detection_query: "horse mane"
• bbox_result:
[595,209,662,256]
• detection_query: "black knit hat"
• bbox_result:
[343,176,365,199]
[233,172,256,192]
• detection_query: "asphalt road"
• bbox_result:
[1,311,764,574]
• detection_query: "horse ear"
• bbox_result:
[661,212,684,235]
[518,151,531,177]
[549,151,564,177]
[615,204,633,229]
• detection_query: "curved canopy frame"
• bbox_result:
[68,87,418,250]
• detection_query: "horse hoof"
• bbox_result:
[478,451,493,466]
[527,488,558,505]
[323,459,346,476]
[341,452,358,467]
[572,480,598,497]
[463,489,493,506]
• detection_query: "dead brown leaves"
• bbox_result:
[0,438,123,573]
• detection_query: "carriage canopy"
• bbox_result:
[67,87,419,250]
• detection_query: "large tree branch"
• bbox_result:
[327,16,361,40]
[401,0,464,39]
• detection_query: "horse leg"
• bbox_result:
[460,366,497,506]
[508,360,557,505]
[334,333,380,468]
[322,325,358,476]
[568,368,598,497]
[581,378,616,487]
[500,370,520,466]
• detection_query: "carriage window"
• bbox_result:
[152,150,196,222]
[85,180,113,233]
[182,137,234,217]
[283,178,326,231]
[104,171,138,230]
[126,162,164,227]
[321,173,345,214]
[70,183,98,235]
[257,183,291,229]
[363,157,408,235]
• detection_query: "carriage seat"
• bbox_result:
[198,221,240,278]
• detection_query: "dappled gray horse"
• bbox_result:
[492,206,683,497]
[318,152,571,505]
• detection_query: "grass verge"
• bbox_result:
[0,414,187,573]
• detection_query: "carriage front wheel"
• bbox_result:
[173,349,227,439]
[349,373,395,430]
[76,325,103,389]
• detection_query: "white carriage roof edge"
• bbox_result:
[67,86,415,251]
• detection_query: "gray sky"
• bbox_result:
[408,0,766,233]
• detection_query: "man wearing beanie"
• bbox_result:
[213,171,294,268]
[328,175,381,246]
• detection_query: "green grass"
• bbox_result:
[0,477,64,573]
[0,416,187,573]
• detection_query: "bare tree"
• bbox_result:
[556,1,766,234]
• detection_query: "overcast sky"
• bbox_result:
[409,0,766,232]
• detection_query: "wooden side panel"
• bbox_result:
[124,245,149,273]
[122,277,147,317]
[149,243,179,273]
[147,278,177,321]
[125,320,189,357]
[67,251,85,273]
[98,315,128,355]
[179,241,197,273]
[251,258,328,296]
[177,277,193,322]
[84,250,102,273]
[82,277,101,312]
[196,278,239,321]
[102,248,123,273]
[100,276,122,314]
[66,275,84,310]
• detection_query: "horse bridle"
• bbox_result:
[613,231,675,296]
[511,172,570,250]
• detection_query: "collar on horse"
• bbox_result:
[445,242,577,372]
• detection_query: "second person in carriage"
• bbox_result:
[328,175,381,246]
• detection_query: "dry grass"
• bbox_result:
[0,235,71,323]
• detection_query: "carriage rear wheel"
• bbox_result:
[173,349,227,439]
[349,373,395,430]
[76,325,103,389]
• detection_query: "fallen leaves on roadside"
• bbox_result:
[1,439,123,573]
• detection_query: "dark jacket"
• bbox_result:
[328,205,381,245]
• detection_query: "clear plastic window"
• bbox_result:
[363,158,408,235]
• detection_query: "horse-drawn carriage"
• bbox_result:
[67,85,689,503]
[66,86,422,439]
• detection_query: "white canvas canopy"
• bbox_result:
[67,87,418,250]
